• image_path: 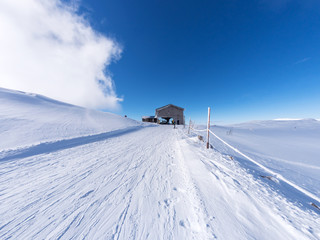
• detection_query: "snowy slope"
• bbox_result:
[0,88,320,239]
[210,119,320,199]
[0,88,142,150]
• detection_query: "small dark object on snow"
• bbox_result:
[311,203,320,211]
[124,115,127,118]
[260,175,273,180]
[229,156,234,160]
[198,135,204,141]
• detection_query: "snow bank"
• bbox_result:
[0,87,142,150]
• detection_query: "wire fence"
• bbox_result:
[190,127,206,133]
[187,108,320,205]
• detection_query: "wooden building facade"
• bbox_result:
[142,104,185,125]
[155,104,185,125]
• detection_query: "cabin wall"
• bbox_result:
[156,107,184,125]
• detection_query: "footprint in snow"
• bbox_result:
[179,220,186,228]
[163,197,180,207]
[173,187,186,193]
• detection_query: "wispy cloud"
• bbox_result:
[0,0,122,110]
[294,57,311,65]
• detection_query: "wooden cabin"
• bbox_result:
[155,104,185,125]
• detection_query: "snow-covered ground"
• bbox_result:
[0,87,142,150]
[1,88,320,239]
[210,119,320,200]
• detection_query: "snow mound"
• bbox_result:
[0,87,143,150]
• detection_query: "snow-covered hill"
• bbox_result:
[0,88,319,239]
[0,88,142,150]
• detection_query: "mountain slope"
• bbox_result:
[0,87,142,150]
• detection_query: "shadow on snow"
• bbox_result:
[0,126,146,163]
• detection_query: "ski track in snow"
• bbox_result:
[0,126,320,239]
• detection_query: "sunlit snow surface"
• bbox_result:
[0,88,319,239]
[211,119,320,199]
[0,87,142,150]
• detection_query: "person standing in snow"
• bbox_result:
[173,120,176,129]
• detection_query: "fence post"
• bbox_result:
[188,117,191,134]
[206,107,211,149]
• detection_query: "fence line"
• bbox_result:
[186,109,320,204]
[207,128,320,203]
[190,127,206,132]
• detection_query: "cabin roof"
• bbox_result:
[155,104,184,112]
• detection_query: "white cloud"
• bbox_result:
[0,0,122,109]
[294,57,311,65]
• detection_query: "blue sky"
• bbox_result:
[80,0,320,124]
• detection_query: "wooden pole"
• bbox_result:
[188,118,191,134]
[206,107,211,149]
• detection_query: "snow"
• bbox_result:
[0,87,142,150]
[210,119,320,200]
[1,88,320,239]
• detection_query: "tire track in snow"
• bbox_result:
[0,125,196,239]
[174,135,216,239]
[1,127,149,239]
[2,125,318,239]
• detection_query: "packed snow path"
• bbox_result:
[0,126,319,239]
